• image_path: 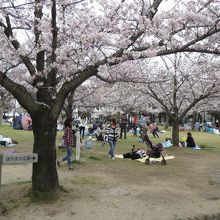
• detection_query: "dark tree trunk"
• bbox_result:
[31,111,59,192]
[65,104,72,119]
[164,113,169,129]
[172,120,179,147]
[158,113,162,123]
[63,90,75,119]
[192,111,197,131]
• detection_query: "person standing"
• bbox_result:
[106,118,120,160]
[139,113,147,128]
[57,118,74,170]
[79,115,87,139]
[149,123,159,138]
[132,114,137,136]
[120,113,127,139]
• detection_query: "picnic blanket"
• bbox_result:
[115,154,175,162]
[136,155,175,163]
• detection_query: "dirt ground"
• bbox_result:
[1,148,220,220]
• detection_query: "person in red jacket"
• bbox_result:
[57,118,74,170]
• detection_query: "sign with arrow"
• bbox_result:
[1,153,38,164]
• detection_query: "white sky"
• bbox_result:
[14,0,177,43]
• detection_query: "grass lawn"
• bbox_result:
[0,124,219,155]
[0,124,220,220]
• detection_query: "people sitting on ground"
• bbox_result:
[123,145,146,160]
[0,135,17,146]
[179,136,187,147]
[162,138,173,148]
[186,132,196,148]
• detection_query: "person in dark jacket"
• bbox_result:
[119,113,127,139]
[123,145,146,160]
[186,132,196,148]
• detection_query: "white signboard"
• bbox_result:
[2,153,38,164]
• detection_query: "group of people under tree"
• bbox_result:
[57,112,198,169]
[119,112,160,139]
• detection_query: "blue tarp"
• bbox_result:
[13,116,23,130]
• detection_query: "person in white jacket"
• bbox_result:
[79,116,87,138]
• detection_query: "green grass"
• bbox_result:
[1,124,219,218]
[0,124,63,153]
[0,124,219,166]
[1,124,219,156]
[0,125,219,215]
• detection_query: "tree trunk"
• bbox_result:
[164,113,169,129]
[31,112,59,192]
[191,111,197,131]
[172,120,179,147]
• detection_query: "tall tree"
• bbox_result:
[138,54,220,146]
[0,0,220,192]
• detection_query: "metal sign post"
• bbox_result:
[0,153,38,186]
[2,153,38,164]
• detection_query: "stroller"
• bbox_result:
[140,127,166,165]
[145,143,166,165]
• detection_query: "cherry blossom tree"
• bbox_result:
[0,0,220,192]
[135,54,220,146]
[191,94,220,127]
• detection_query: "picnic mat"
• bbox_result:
[115,155,175,162]
[137,155,175,163]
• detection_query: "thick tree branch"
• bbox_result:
[140,87,174,120]
[35,0,45,74]
[47,0,58,87]
[0,71,38,114]
[51,65,98,119]
[178,92,214,121]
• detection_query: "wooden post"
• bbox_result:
[76,133,80,161]
[0,154,3,186]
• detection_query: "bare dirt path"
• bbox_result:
[1,150,220,220]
